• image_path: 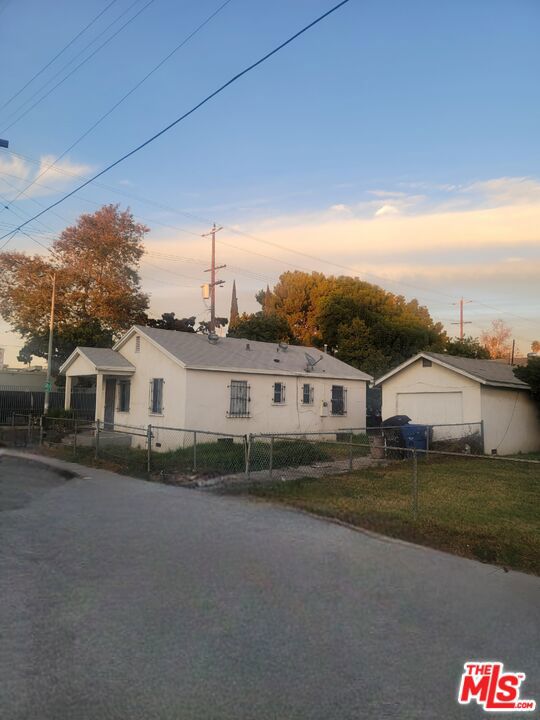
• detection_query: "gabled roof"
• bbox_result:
[114,325,372,381]
[60,347,135,375]
[375,351,530,390]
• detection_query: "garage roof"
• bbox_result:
[375,351,530,390]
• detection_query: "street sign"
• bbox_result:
[0,139,8,148]
[43,381,52,392]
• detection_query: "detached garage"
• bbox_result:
[375,352,540,455]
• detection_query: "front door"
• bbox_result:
[104,378,116,429]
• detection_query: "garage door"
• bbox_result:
[396,392,463,425]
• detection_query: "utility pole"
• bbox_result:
[203,224,225,333]
[43,273,56,415]
[452,297,472,339]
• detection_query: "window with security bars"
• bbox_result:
[149,378,164,414]
[331,385,347,415]
[273,382,286,404]
[228,380,249,417]
[301,383,314,405]
[117,380,130,412]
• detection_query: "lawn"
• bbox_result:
[235,455,540,575]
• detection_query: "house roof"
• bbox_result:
[60,347,135,374]
[375,351,530,390]
[115,325,372,381]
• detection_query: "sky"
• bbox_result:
[0,0,538,365]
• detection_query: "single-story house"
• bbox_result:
[60,326,372,443]
[375,351,540,455]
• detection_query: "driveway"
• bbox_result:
[1,453,538,719]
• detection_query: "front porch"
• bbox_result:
[60,347,135,426]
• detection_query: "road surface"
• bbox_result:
[1,453,538,719]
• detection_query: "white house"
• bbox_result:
[375,351,540,455]
[60,326,371,443]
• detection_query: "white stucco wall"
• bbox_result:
[481,386,540,455]
[182,368,367,436]
[380,358,482,425]
[113,331,187,431]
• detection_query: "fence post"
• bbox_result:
[95,419,100,459]
[147,424,152,475]
[426,426,430,457]
[73,418,78,454]
[39,415,44,446]
[480,419,485,454]
[193,431,197,472]
[412,449,418,521]
[244,434,251,480]
[348,430,353,471]
[269,435,274,479]
[27,413,32,446]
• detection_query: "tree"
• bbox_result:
[531,340,540,353]
[445,336,491,359]
[144,313,196,333]
[481,319,512,359]
[514,358,540,412]
[0,204,149,371]
[227,312,294,343]
[257,272,446,376]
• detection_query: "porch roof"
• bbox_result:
[60,347,135,376]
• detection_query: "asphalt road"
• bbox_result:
[1,453,538,720]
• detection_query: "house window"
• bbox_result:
[273,382,286,404]
[228,380,249,417]
[135,335,141,353]
[331,385,347,415]
[302,383,314,405]
[150,378,164,414]
[117,380,130,412]
[422,358,432,367]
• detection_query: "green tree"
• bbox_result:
[514,358,540,412]
[227,312,294,343]
[0,204,149,370]
[257,272,446,377]
[144,313,196,332]
[446,336,491,359]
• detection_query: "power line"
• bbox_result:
[5,0,234,206]
[0,0,120,114]
[0,0,353,239]
[1,0,156,133]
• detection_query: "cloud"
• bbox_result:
[375,204,400,217]
[0,154,93,200]
[329,203,349,212]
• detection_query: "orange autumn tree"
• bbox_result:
[0,204,149,372]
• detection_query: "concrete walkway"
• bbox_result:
[1,451,538,720]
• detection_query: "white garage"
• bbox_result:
[375,352,540,455]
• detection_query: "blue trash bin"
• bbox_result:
[400,424,428,452]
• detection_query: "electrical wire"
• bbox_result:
[0,0,120,114]
[1,0,156,133]
[6,0,234,206]
[0,0,353,240]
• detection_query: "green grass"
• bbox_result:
[235,455,540,575]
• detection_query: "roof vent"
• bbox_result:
[246,343,251,351]
[278,342,288,351]
[274,358,280,363]
[208,333,219,345]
